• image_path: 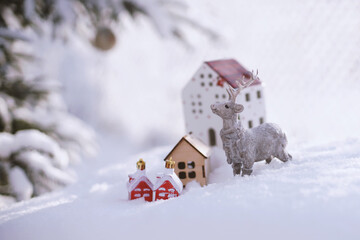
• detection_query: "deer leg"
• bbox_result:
[242,161,254,176]
[265,156,273,164]
[241,168,253,176]
[232,162,242,176]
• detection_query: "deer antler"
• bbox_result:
[227,69,259,102]
[226,88,232,101]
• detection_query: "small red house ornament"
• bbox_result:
[127,159,153,202]
[154,157,183,200]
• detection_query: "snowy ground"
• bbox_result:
[1,134,360,240]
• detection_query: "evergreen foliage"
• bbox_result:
[0,33,95,199]
[0,0,168,201]
[0,0,215,202]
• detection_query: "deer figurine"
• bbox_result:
[210,71,292,176]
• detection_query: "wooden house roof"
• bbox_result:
[164,134,211,160]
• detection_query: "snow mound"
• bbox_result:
[1,137,360,240]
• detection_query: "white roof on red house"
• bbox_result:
[205,59,261,89]
[127,170,154,192]
[154,170,183,194]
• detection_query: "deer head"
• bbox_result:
[210,70,258,120]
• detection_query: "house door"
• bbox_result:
[208,128,216,146]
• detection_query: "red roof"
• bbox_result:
[205,59,261,88]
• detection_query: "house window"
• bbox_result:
[200,74,204,78]
[197,94,201,98]
[201,82,205,87]
[188,171,196,178]
[215,94,219,99]
[199,109,203,114]
[259,117,264,124]
[208,73,212,78]
[192,109,196,114]
[257,90,261,99]
[178,162,185,169]
[202,165,205,178]
[179,172,186,179]
[192,102,195,106]
[187,161,195,169]
[209,82,213,87]
[222,94,226,99]
[248,120,253,129]
[245,93,250,102]
[208,128,216,146]
[198,102,202,106]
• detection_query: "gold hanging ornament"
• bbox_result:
[92,27,116,51]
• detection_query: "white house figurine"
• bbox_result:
[182,59,266,149]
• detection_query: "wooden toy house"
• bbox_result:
[164,135,211,188]
[182,59,266,149]
[154,158,183,200]
[127,159,153,202]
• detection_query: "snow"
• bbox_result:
[1,137,360,240]
[16,150,75,185]
[0,130,70,169]
[0,28,30,41]
[0,130,77,199]
[0,132,14,158]
[8,167,33,201]
[1,0,360,239]
[11,99,96,164]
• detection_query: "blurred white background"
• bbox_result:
[34,0,360,149]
